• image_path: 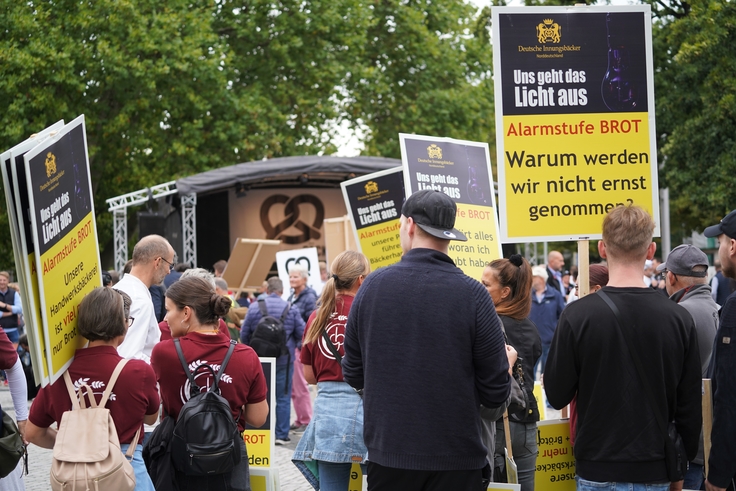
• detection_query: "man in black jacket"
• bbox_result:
[704,209,736,491]
[343,190,512,491]
[545,205,701,490]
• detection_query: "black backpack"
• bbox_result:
[250,299,290,359]
[171,339,241,476]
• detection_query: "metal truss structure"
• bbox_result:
[105,181,197,272]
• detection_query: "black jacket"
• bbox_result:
[545,287,702,483]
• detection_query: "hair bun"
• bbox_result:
[509,254,523,267]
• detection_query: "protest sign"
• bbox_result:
[1,120,66,385]
[492,6,658,242]
[244,358,276,470]
[341,167,404,271]
[275,247,322,299]
[400,134,502,280]
[24,116,101,382]
[535,419,576,490]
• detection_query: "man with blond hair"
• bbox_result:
[545,205,701,490]
[115,234,175,362]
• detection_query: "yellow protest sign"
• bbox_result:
[400,134,502,279]
[23,116,100,381]
[492,6,658,242]
[341,167,404,271]
[535,419,576,490]
[244,358,276,471]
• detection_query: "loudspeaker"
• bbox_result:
[138,212,166,238]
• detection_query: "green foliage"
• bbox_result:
[347,1,496,159]
[653,0,736,233]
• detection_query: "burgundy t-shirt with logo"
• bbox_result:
[151,332,267,431]
[0,327,18,369]
[29,346,159,444]
[300,295,354,382]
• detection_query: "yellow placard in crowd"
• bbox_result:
[535,419,576,490]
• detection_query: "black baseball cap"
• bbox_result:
[401,190,467,241]
[704,210,736,239]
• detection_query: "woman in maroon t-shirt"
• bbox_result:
[292,251,370,491]
[151,276,268,491]
[26,287,160,491]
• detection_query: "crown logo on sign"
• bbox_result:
[45,152,57,178]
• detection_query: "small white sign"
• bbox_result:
[275,247,322,301]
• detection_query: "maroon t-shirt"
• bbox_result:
[29,346,159,444]
[151,332,267,431]
[300,295,354,382]
[0,327,18,369]
[159,318,230,342]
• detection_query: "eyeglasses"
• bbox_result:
[126,317,135,327]
[160,256,175,272]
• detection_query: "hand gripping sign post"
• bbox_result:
[492,5,658,294]
[23,115,102,382]
[400,134,502,280]
[341,167,405,271]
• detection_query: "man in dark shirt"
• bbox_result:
[343,190,512,490]
[703,209,736,491]
[545,205,701,490]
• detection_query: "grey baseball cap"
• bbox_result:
[656,244,709,277]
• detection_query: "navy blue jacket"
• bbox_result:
[530,286,566,345]
[342,248,510,471]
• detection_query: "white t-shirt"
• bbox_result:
[114,274,160,363]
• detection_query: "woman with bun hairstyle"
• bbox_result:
[481,254,541,491]
[151,277,269,491]
[292,251,370,491]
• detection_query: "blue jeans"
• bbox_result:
[684,462,704,490]
[120,444,155,491]
[275,362,294,440]
[494,421,537,491]
[4,328,18,345]
[575,477,669,491]
[318,461,353,491]
[535,343,551,380]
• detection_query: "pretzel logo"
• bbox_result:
[260,194,325,244]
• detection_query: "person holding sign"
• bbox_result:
[545,205,701,490]
[481,255,541,491]
[343,189,512,490]
[26,287,160,491]
[292,250,370,490]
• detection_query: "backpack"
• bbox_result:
[51,359,138,491]
[249,299,290,359]
[171,339,241,476]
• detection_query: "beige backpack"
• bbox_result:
[51,359,139,491]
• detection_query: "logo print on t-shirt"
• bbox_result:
[178,359,233,404]
[72,378,117,401]
[318,315,347,360]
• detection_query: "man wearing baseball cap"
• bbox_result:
[658,244,719,489]
[703,210,736,491]
[342,189,512,490]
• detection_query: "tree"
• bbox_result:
[345,1,497,159]
[652,0,736,234]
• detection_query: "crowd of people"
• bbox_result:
[0,194,734,491]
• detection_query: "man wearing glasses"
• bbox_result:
[114,234,175,363]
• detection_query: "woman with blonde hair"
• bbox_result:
[481,254,541,491]
[292,251,370,491]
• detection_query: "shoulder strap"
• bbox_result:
[213,340,237,389]
[174,338,199,396]
[258,298,268,317]
[321,330,342,365]
[597,290,670,439]
[280,303,290,322]
[63,371,82,410]
[100,358,130,406]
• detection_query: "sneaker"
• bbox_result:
[275,437,291,445]
[291,424,307,434]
